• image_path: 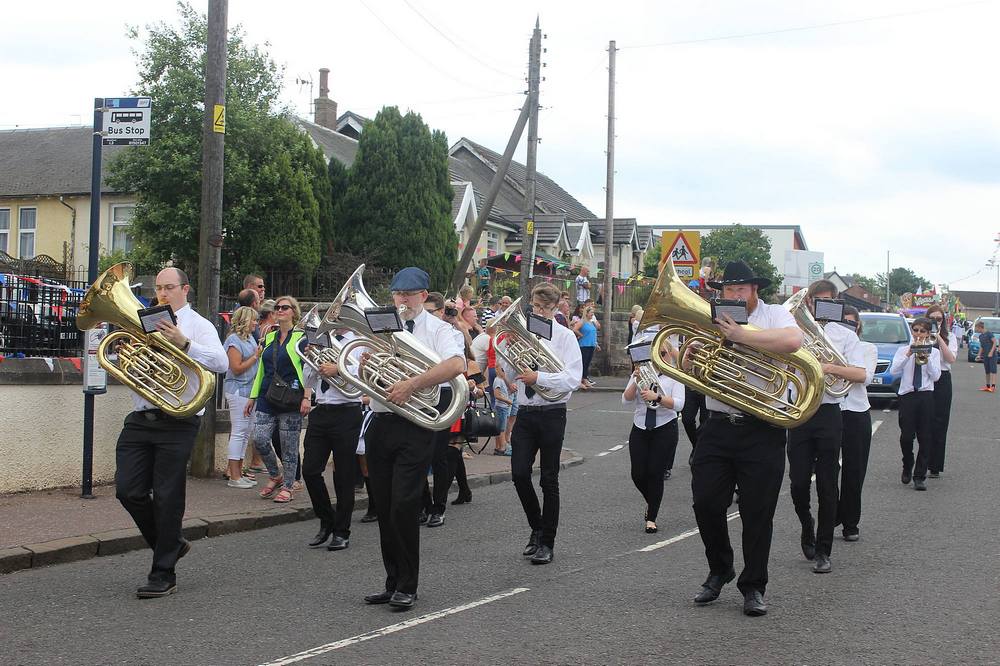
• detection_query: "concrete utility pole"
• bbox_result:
[192,0,228,478]
[602,40,617,373]
[518,18,542,303]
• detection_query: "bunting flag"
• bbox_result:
[515,254,522,262]
[504,252,510,261]
[545,276,552,282]
[565,280,572,288]
[616,284,625,295]
[512,271,520,277]
[458,242,464,249]
[488,249,496,257]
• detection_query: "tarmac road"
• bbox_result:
[1,360,997,665]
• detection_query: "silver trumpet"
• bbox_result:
[324,264,469,431]
[294,304,363,400]
[492,296,568,402]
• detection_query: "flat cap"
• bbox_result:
[390,267,430,292]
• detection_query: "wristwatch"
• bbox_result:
[655,395,663,405]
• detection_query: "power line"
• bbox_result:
[402,0,523,81]
[620,0,996,50]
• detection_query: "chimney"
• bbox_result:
[314,67,338,130]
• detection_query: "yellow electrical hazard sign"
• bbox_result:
[525,218,534,235]
[213,104,226,133]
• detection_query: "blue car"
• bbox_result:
[859,312,912,400]
[968,317,1000,363]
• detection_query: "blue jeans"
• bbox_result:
[252,411,303,490]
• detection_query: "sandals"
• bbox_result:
[645,521,658,534]
[273,488,293,503]
[259,477,283,499]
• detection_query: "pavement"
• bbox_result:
[2,359,998,665]
[0,439,583,573]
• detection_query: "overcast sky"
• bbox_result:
[4,0,999,292]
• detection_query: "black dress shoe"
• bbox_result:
[451,492,472,505]
[842,528,860,542]
[663,469,672,480]
[813,553,832,573]
[522,529,542,558]
[530,544,554,565]
[326,536,349,551]
[743,590,767,616]
[426,513,445,528]
[178,539,191,560]
[801,516,816,561]
[308,526,334,548]
[913,478,927,491]
[136,580,177,598]
[388,591,417,609]
[901,469,912,485]
[418,510,429,525]
[928,471,940,478]
[360,511,378,523]
[693,569,736,604]
[364,590,394,604]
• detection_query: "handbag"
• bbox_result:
[264,332,304,412]
[461,396,502,438]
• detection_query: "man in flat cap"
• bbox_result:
[362,267,465,610]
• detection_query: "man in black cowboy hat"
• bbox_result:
[685,260,803,616]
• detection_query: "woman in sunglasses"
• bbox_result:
[923,304,957,478]
[245,296,310,503]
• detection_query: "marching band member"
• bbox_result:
[621,341,685,534]
[890,317,942,491]
[687,261,802,617]
[114,268,228,598]
[501,283,583,565]
[363,268,465,611]
[838,306,878,542]
[300,328,364,551]
[786,281,867,575]
[924,304,957,478]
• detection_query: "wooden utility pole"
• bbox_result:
[602,40,617,373]
[192,0,228,477]
[518,18,542,302]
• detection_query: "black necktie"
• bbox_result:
[525,362,537,399]
[405,320,415,334]
[645,406,657,430]
[912,358,922,390]
[335,334,344,342]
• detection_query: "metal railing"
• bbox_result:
[0,273,88,357]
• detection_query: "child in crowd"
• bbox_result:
[492,373,513,456]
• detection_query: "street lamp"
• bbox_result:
[989,258,1000,316]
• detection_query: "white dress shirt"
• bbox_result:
[369,308,465,414]
[302,331,362,406]
[499,315,583,407]
[890,345,941,396]
[841,340,878,413]
[470,332,490,370]
[622,373,686,430]
[705,301,802,415]
[131,303,229,416]
[939,334,959,372]
[821,321,866,406]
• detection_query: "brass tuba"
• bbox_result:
[76,263,216,418]
[323,265,469,431]
[492,297,569,402]
[782,290,853,398]
[638,259,823,428]
[293,303,363,399]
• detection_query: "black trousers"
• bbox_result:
[899,391,934,481]
[628,420,678,522]
[930,371,953,473]
[691,416,785,596]
[786,404,843,557]
[838,409,872,532]
[302,403,364,539]
[428,388,455,516]
[366,412,435,594]
[681,387,708,448]
[511,406,567,549]
[115,411,201,584]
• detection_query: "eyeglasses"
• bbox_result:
[275,304,294,312]
[254,283,265,290]
[154,284,185,292]
[912,328,929,334]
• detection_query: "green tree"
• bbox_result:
[643,240,661,277]
[336,106,457,291]
[326,158,349,255]
[107,3,325,281]
[700,224,781,299]
[849,272,879,295]
[876,267,931,303]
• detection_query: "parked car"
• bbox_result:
[859,312,913,400]
[968,316,1000,363]
[0,274,85,355]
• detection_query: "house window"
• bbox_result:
[111,204,135,253]
[18,208,36,259]
[486,230,499,255]
[0,209,9,254]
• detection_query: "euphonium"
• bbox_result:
[491,297,569,402]
[76,262,216,418]
[782,290,853,398]
[638,259,823,428]
[293,303,363,399]
[323,265,468,431]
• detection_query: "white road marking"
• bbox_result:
[609,444,625,452]
[596,451,611,457]
[637,511,740,552]
[258,588,530,666]
[882,408,890,413]
[872,419,884,435]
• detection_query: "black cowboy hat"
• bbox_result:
[706,260,772,290]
